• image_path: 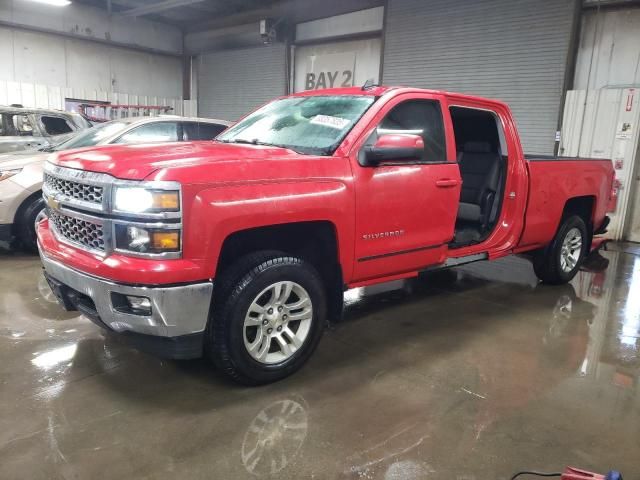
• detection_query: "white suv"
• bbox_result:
[0,116,231,250]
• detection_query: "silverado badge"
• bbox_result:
[362,230,405,240]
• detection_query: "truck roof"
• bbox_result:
[291,85,509,109]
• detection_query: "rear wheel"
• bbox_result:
[533,215,588,285]
[207,251,326,385]
[16,194,45,252]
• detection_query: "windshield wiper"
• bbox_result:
[216,138,260,145]
[217,138,312,155]
[232,138,262,145]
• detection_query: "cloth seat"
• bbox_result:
[456,141,501,224]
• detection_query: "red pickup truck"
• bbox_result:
[37,86,614,384]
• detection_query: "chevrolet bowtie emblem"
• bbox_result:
[47,194,60,210]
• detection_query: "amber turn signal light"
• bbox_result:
[151,192,180,210]
[150,231,180,250]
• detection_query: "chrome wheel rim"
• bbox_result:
[243,281,313,365]
[560,227,582,273]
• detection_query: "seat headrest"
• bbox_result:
[463,141,492,153]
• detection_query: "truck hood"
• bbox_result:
[0,150,48,170]
[48,141,305,181]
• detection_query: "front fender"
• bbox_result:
[184,180,355,279]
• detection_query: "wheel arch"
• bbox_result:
[215,221,345,322]
[561,195,595,251]
[562,195,596,225]
[14,189,44,227]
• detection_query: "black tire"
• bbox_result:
[533,215,589,285]
[16,194,45,252]
[206,251,327,385]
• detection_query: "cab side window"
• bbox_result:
[114,122,179,144]
[182,122,227,141]
[377,100,446,163]
[12,114,35,136]
[41,116,74,135]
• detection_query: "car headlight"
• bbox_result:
[113,187,180,213]
[114,225,180,254]
[0,168,22,182]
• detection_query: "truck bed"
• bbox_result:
[524,154,609,162]
[518,155,614,249]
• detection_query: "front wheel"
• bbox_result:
[533,215,589,285]
[16,194,45,252]
[207,252,326,385]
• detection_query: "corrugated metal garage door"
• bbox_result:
[197,44,286,121]
[383,0,576,154]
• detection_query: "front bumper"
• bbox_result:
[39,248,213,359]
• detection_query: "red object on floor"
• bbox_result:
[562,467,605,479]
[591,237,607,251]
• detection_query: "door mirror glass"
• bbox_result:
[363,133,424,166]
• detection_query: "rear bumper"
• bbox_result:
[39,247,213,359]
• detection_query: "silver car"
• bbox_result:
[0,106,91,153]
[0,115,231,250]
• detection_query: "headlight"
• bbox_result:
[114,225,180,254]
[0,168,22,182]
[113,187,180,213]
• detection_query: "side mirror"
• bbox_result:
[362,134,424,166]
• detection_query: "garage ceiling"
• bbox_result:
[73,0,383,32]
[73,0,282,30]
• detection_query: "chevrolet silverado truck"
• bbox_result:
[37,86,614,385]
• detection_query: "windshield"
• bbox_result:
[217,95,376,155]
[51,121,129,151]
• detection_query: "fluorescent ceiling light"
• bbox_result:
[25,0,71,6]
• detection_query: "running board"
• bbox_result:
[422,252,488,272]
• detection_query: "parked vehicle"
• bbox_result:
[37,86,615,385]
[0,106,90,153]
[1,116,231,250]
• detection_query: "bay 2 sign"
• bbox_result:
[303,52,355,90]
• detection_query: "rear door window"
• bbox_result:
[12,114,35,136]
[182,122,227,141]
[114,122,179,144]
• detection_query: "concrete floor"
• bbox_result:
[0,246,639,479]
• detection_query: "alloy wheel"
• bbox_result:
[243,281,313,364]
[560,227,582,273]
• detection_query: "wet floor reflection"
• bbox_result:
[0,245,639,479]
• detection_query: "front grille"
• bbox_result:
[48,210,105,251]
[44,173,104,205]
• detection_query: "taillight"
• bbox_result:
[608,177,621,213]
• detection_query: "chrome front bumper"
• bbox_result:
[39,249,213,338]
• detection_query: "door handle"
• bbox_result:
[435,179,459,188]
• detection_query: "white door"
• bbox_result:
[293,38,381,93]
[560,88,640,240]
[625,142,640,242]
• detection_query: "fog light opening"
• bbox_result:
[126,295,152,315]
[111,292,152,316]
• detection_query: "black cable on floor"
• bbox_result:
[510,472,562,480]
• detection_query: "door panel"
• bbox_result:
[351,95,461,281]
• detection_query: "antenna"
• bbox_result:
[361,79,379,91]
